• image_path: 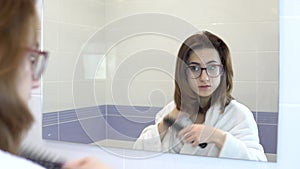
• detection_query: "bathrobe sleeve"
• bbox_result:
[217,101,267,161]
[133,102,175,151]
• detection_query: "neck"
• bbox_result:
[200,96,210,108]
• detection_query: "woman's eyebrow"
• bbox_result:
[188,60,219,65]
[206,60,219,64]
[188,62,200,65]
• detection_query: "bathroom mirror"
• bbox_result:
[42,0,278,162]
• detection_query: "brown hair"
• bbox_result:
[0,0,37,154]
[174,31,234,115]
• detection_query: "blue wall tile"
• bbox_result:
[42,124,58,140]
[78,117,107,142]
[258,124,278,154]
[59,109,77,123]
[257,112,278,125]
[252,112,257,122]
[59,121,94,144]
[106,115,155,141]
[43,112,58,126]
[43,105,279,154]
[76,106,104,119]
[106,105,161,118]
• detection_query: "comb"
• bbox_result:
[163,115,208,148]
[19,146,65,169]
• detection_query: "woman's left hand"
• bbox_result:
[63,157,111,169]
[177,124,226,148]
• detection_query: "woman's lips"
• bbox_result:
[198,85,211,89]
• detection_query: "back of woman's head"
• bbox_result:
[174,31,234,113]
[0,0,36,154]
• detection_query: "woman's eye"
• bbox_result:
[190,65,200,71]
[207,65,216,70]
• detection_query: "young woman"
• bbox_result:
[0,0,110,168]
[134,31,267,161]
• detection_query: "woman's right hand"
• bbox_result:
[158,108,180,139]
[63,157,111,169]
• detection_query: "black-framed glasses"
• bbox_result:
[27,48,49,81]
[186,63,223,79]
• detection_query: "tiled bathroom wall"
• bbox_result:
[42,0,278,161]
[43,0,278,113]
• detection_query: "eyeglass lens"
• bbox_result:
[32,55,46,80]
[187,64,222,78]
[28,48,48,81]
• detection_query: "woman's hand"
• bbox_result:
[158,108,180,139]
[177,124,226,149]
[63,157,111,169]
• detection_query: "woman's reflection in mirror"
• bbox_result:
[134,31,267,161]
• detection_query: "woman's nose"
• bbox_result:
[199,69,209,81]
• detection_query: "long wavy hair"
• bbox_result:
[174,31,234,116]
[0,0,37,154]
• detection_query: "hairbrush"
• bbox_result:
[163,115,208,148]
[19,146,65,169]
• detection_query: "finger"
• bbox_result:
[62,157,92,169]
[177,125,193,137]
[63,160,83,169]
[63,157,111,169]
[191,140,199,147]
[184,134,195,143]
[184,134,200,147]
[177,127,189,137]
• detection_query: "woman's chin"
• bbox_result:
[197,92,212,98]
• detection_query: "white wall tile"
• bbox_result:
[94,80,106,105]
[106,80,174,107]
[276,104,300,168]
[233,81,279,113]
[58,53,77,81]
[232,52,257,81]
[43,0,59,21]
[280,17,300,105]
[43,0,279,115]
[105,34,179,81]
[105,0,278,24]
[108,50,176,81]
[127,80,174,107]
[72,81,101,108]
[58,23,97,54]
[58,82,75,110]
[43,51,60,82]
[232,82,256,111]
[256,52,279,82]
[255,22,279,51]
[43,82,60,112]
[205,22,278,52]
[59,0,106,27]
[256,82,279,112]
[43,20,59,51]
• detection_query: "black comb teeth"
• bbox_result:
[20,146,65,169]
[163,115,208,149]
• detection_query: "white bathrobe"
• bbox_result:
[133,100,267,161]
[0,149,45,169]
